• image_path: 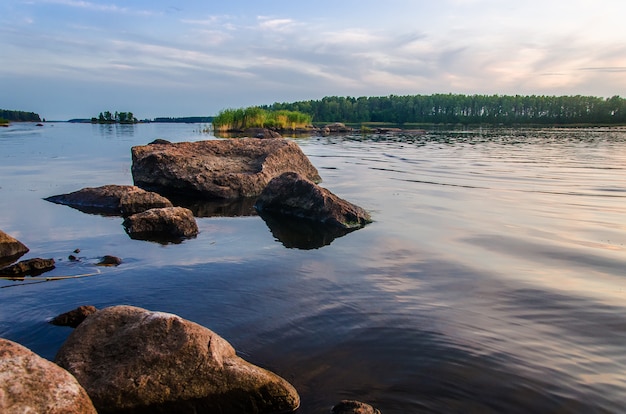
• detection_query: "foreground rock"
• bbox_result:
[123,207,198,243]
[0,230,29,266]
[331,400,381,414]
[50,305,98,328]
[0,338,97,414]
[131,138,321,199]
[45,185,173,216]
[0,258,55,277]
[254,172,372,229]
[55,305,300,414]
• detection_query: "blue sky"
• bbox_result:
[2,0,625,120]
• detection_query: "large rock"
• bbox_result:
[55,305,300,414]
[45,185,173,216]
[0,338,97,414]
[122,206,198,242]
[131,138,321,199]
[254,172,372,229]
[0,230,29,266]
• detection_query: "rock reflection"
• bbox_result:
[169,196,257,218]
[258,211,356,250]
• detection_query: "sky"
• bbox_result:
[2,0,626,120]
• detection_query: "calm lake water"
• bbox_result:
[1,122,626,413]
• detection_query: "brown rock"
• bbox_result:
[243,127,282,139]
[97,255,122,266]
[55,305,300,414]
[0,338,97,414]
[331,400,381,414]
[123,207,198,242]
[50,305,98,328]
[254,172,372,229]
[0,230,29,266]
[0,258,55,276]
[45,185,173,216]
[131,138,321,199]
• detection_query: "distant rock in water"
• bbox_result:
[254,172,372,229]
[131,138,321,199]
[0,338,98,414]
[0,229,29,267]
[55,305,300,414]
[45,185,173,216]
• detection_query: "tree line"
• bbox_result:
[262,94,626,125]
[0,109,42,122]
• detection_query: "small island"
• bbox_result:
[91,111,138,124]
[212,107,312,133]
[0,109,42,125]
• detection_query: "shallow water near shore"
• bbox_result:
[1,122,626,413]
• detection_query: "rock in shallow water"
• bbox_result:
[50,305,98,328]
[254,172,372,229]
[131,138,321,199]
[55,305,300,414]
[45,184,173,216]
[0,258,55,277]
[331,400,381,414]
[122,206,199,243]
[0,338,97,414]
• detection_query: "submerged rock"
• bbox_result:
[55,305,300,414]
[45,185,173,216]
[0,338,97,414]
[97,255,122,266]
[131,138,321,199]
[122,206,198,243]
[254,172,372,229]
[331,400,381,414]
[50,305,98,328]
[0,230,29,267]
[0,258,55,277]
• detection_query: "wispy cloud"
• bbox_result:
[40,0,156,16]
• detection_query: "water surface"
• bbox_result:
[1,123,625,413]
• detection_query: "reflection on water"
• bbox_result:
[1,123,626,413]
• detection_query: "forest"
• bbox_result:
[262,94,626,125]
[0,109,42,122]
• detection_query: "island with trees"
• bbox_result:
[0,109,42,124]
[91,111,138,124]
[261,94,626,126]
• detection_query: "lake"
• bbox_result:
[1,122,626,413]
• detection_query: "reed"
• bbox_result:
[213,107,312,131]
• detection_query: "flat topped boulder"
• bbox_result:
[55,305,300,414]
[0,338,97,414]
[45,185,173,216]
[131,138,321,199]
[122,206,199,243]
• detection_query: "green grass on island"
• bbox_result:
[212,107,312,131]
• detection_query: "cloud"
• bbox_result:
[40,0,156,16]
